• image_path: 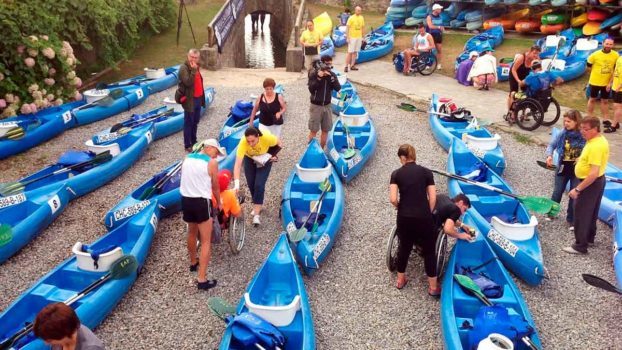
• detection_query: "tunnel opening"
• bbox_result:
[244,11,286,68]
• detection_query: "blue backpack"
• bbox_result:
[459,267,503,298]
[467,305,534,349]
[226,312,285,349]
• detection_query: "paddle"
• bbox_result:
[0,224,11,246]
[536,160,556,171]
[288,178,332,242]
[0,151,113,197]
[96,77,150,90]
[454,274,540,350]
[582,273,622,296]
[0,255,137,350]
[607,176,622,185]
[431,169,560,216]
[547,35,566,73]
[73,89,125,111]
[0,126,25,140]
[110,108,175,133]
[137,161,183,200]
[338,94,356,160]
[396,102,417,112]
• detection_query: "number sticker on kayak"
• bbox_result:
[113,200,151,222]
[62,111,72,124]
[0,193,26,209]
[347,153,362,169]
[286,221,296,234]
[501,67,510,76]
[145,131,153,144]
[135,89,144,99]
[313,233,331,260]
[96,132,120,144]
[47,195,62,214]
[222,128,233,138]
[488,229,519,257]
[0,122,18,128]
[150,213,158,229]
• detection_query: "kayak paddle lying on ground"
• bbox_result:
[582,274,622,296]
[288,178,332,242]
[0,255,137,350]
[0,151,113,196]
[73,88,125,111]
[432,169,560,216]
[454,274,540,350]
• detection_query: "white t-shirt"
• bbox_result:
[180,153,212,199]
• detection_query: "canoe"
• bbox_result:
[331,26,347,47]
[103,65,180,94]
[429,94,506,176]
[326,117,377,182]
[536,28,576,58]
[441,211,542,350]
[281,139,345,275]
[541,13,567,25]
[357,36,394,64]
[541,23,568,34]
[365,22,394,42]
[515,19,541,33]
[613,210,622,288]
[447,139,546,286]
[331,80,358,115]
[571,12,588,27]
[219,233,315,349]
[0,124,153,262]
[0,202,159,350]
[598,163,622,226]
[91,87,215,144]
[0,84,149,160]
[588,9,610,21]
[313,12,332,37]
[320,36,335,58]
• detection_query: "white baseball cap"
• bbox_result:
[432,4,443,10]
[469,51,479,58]
[201,138,227,156]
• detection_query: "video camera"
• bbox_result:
[313,59,332,72]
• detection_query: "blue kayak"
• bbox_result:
[0,124,154,263]
[447,139,546,286]
[364,22,395,41]
[357,36,394,63]
[219,233,316,349]
[455,26,504,69]
[101,65,180,94]
[536,28,576,59]
[91,87,215,144]
[339,93,369,123]
[542,34,607,83]
[331,80,357,115]
[327,118,377,183]
[598,163,622,226]
[441,211,542,350]
[281,139,345,275]
[332,26,347,47]
[0,202,159,350]
[613,210,622,288]
[429,94,506,176]
[320,36,335,57]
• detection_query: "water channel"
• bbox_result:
[244,13,286,69]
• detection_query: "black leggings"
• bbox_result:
[396,215,437,277]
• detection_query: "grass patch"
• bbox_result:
[514,133,534,145]
[101,0,225,83]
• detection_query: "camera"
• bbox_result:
[318,61,332,71]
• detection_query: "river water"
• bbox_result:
[244,13,286,68]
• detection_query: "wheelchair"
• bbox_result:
[220,194,247,254]
[393,51,438,76]
[504,87,560,131]
[385,225,449,279]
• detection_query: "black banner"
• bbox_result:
[212,0,245,53]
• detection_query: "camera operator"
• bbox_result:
[308,55,341,148]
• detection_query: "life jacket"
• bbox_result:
[225,312,286,349]
[467,305,535,349]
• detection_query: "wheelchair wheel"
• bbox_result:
[228,195,246,254]
[434,230,449,279]
[515,99,544,131]
[416,54,437,76]
[540,97,561,127]
[386,225,400,272]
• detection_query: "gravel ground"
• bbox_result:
[1,76,621,349]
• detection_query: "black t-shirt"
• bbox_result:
[390,162,435,218]
[433,194,461,229]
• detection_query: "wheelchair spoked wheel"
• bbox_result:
[228,194,246,254]
[386,225,400,272]
[416,54,437,76]
[434,230,449,279]
[540,97,561,127]
[515,99,544,131]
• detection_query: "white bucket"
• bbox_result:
[83,88,110,104]
[144,67,166,79]
[163,97,184,113]
[478,333,515,350]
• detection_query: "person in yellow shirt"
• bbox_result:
[345,6,365,72]
[607,54,622,133]
[564,117,609,255]
[587,38,618,121]
[233,127,282,226]
[299,20,323,71]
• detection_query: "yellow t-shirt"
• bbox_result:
[347,14,365,39]
[575,135,609,179]
[612,56,622,91]
[299,29,323,47]
[587,50,620,87]
[236,129,278,158]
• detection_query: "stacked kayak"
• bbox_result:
[429,94,506,176]
[218,233,316,349]
[447,139,546,286]
[281,139,345,275]
[320,36,335,58]
[387,0,422,27]
[441,211,541,350]
[0,202,160,350]
[541,33,607,82]
[332,26,347,47]
[331,78,357,116]
[455,26,504,69]
[515,9,553,33]
[313,12,332,37]
[326,114,377,182]
[484,8,531,31]
[536,28,576,59]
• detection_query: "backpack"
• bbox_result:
[459,267,503,298]
[225,312,285,349]
[467,305,535,349]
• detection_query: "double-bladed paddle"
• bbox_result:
[432,169,560,216]
[536,160,556,171]
[288,178,332,242]
[73,89,125,112]
[0,255,138,350]
[582,273,622,296]
[454,274,540,350]
[338,94,356,160]
[110,108,175,134]
[0,119,43,141]
[96,77,151,90]
[0,151,113,196]
[137,160,183,200]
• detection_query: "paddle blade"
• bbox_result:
[137,186,155,201]
[519,196,560,216]
[536,160,555,171]
[343,148,356,160]
[110,255,138,279]
[319,178,331,192]
[109,123,125,133]
[1,127,25,140]
[288,227,308,242]
[98,89,125,106]
[582,274,622,295]
[453,274,492,306]
[208,297,237,320]
[0,182,24,197]
[0,224,12,246]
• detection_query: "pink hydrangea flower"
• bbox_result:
[42,99,50,108]
[54,98,63,106]
[20,103,32,114]
[41,88,47,95]
[24,57,35,67]
[59,48,68,58]
[74,91,83,101]
[0,72,4,82]
[66,71,76,80]
[17,45,25,54]
[41,35,49,40]
[30,103,38,114]
[28,35,38,42]
[44,78,55,86]
[0,99,6,109]
[32,91,43,100]
[73,77,82,88]
[46,94,55,101]
[66,57,75,66]
[2,106,16,118]
[42,47,55,59]
[27,49,38,57]
[34,99,44,108]
[48,68,56,76]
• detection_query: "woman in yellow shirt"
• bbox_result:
[233,127,282,226]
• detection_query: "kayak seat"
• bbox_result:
[85,139,121,157]
[491,215,537,241]
[575,38,598,52]
[541,58,566,71]
[463,134,501,152]
[30,283,76,303]
[72,242,123,272]
[295,162,332,183]
[340,112,369,127]
[244,293,301,327]
[58,150,95,166]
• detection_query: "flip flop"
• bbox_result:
[536,160,555,171]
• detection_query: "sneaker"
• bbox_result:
[189,262,199,272]
[251,209,255,216]
[569,226,574,231]
[562,246,586,254]
[253,215,261,226]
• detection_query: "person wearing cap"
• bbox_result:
[233,126,282,226]
[520,60,564,98]
[345,6,365,72]
[402,24,435,75]
[467,47,498,90]
[456,51,478,86]
[426,4,445,70]
[180,138,224,290]
[300,20,323,71]
[248,77,287,139]
[308,55,341,148]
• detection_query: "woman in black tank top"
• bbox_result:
[249,78,287,138]
[507,46,542,110]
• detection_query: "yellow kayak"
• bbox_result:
[583,21,603,35]
[313,12,333,37]
[571,13,588,27]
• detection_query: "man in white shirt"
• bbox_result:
[402,24,435,75]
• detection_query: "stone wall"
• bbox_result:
[311,0,390,12]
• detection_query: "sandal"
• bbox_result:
[350,66,359,71]
[197,279,218,290]
[396,279,408,290]
[428,287,441,298]
[604,123,620,133]
[189,262,199,272]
